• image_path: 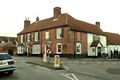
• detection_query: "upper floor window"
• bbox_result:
[56,28,64,39]
[34,32,39,41]
[27,34,31,42]
[76,32,81,41]
[93,34,100,41]
[45,32,49,39]
[21,35,23,43]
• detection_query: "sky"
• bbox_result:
[0,0,120,37]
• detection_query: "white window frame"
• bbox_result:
[32,45,40,54]
[56,43,62,54]
[21,35,23,43]
[45,32,49,39]
[17,46,25,54]
[76,43,81,54]
[56,28,63,39]
[27,34,31,42]
[34,32,39,41]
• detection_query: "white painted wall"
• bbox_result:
[107,45,120,57]
[100,36,107,47]
[87,33,94,56]
[87,33,107,56]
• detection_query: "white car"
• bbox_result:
[0,53,15,75]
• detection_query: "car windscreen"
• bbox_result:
[0,54,12,60]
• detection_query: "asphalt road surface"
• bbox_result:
[0,56,120,80]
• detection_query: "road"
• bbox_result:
[0,56,120,80]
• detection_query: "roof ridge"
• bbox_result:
[104,32,119,35]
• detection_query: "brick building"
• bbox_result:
[104,32,120,57]
[17,7,108,58]
[0,36,17,55]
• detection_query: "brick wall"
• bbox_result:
[17,26,88,57]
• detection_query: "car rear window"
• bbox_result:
[0,54,12,60]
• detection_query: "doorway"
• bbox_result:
[97,47,101,57]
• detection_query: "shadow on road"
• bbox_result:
[106,68,120,75]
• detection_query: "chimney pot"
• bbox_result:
[24,17,30,28]
[36,16,39,22]
[96,21,100,27]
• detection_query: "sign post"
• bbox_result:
[43,44,47,62]
[54,55,60,68]
[46,41,52,64]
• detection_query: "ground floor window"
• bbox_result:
[32,45,40,54]
[76,43,81,54]
[56,43,62,54]
[17,46,25,54]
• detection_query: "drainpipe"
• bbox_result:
[74,31,76,59]
[40,31,42,57]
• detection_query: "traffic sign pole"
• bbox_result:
[43,45,47,62]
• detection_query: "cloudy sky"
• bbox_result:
[0,0,120,37]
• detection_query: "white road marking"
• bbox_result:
[35,65,51,71]
[21,62,31,66]
[60,73,78,80]
[60,73,74,80]
[63,65,70,70]
[74,61,79,64]
[72,73,79,80]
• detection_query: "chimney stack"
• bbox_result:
[53,7,61,18]
[96,21,100,27]
[24,18,30,28]
[36,16,39,22]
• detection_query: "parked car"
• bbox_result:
[0,53,15,75]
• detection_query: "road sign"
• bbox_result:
[47,48,52,54]
[54,55,60,68]
[47,41,52,48]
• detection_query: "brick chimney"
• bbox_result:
[96,21,100,27]
[36,16,39,22]
[24,18,30,28]
[53,7,61,18]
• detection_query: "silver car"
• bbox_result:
[0,53,15,75]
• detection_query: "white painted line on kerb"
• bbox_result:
[63,65,70,70]
[35,65,51,71]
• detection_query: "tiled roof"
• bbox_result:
[104,32,120,45]
[0,43,16,47]
[0,36,17,45]
[18,13,103,35]
[90,41,103,47]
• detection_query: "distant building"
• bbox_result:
[17,7,109,58]
[0,36,17,55]
[104,32,120,57]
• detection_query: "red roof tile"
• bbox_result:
[104,32,120,45]
[18,13,103,35]
[90,41,103,47]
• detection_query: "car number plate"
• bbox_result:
[0,61,6,65]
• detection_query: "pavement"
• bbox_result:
[17,56,120,70]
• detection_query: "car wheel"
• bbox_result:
[8,71,13,75]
